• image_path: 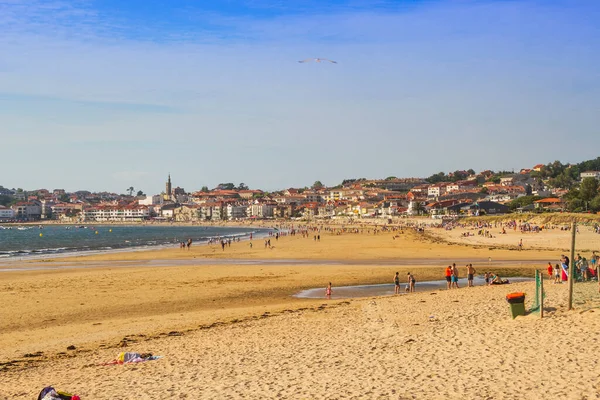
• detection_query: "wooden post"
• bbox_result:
[568,221,576,311]
[540,269,544,318]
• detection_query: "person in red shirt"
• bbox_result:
[445,265,453,290]
[547,262,553,278]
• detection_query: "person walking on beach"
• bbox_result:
[518,239,523,251]
[466,264,476,287]
[451,263,460,289]
[554,263,561,284]
[445,265,453,290]
[561,254,569,282]
[407,272,416,293]
[326,282,332,299]
[394,272,400,294]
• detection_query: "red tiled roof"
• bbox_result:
[534,198,562,203]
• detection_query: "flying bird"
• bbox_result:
[298,58,337,64]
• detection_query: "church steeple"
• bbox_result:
[165,173,172,201]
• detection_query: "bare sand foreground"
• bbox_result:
[1,223,600,399]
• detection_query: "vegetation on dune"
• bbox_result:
[462,212,600,225]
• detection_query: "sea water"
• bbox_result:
[294,277,534,299]
[0,224,267,259]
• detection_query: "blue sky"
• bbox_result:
[1,0,599,194]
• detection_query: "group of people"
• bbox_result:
[394,271,416,294]
[548,252,599,283]
[444,263,479,289]
[444,263,507,288]
[325,262,513,299]
[178,238,193,249]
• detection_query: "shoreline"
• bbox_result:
[0,256,548,272]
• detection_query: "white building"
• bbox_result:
[83,205,150,221]
[248,202,276,218]
[199,202,223,221]
[0,205,15,219]
[324,190,364,202]
[226,204,247,220]
[210,204,224,221]
[304,192,324,203]
[12,202,42,220]
[139,195,164,206]
[580,171,600,180]
[427,185,446,198]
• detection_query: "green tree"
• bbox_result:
[136,190,145,197]
[548,172,574,189]
[312,181,324,189]
[413,201,425,215]
[237,183,249,190]
[0,194,12,206]
[589,195,600,213]
[201,186,209,192]
[567,198,584,212]
[547,160,565,178]
[217,183,235,190]
[451,170,468,182]
[579,177,599,203]
[385,176,397,180]
[509,195,541,211]
[479,187,489,194]
[426,172,447,184]
[126,186,135,196]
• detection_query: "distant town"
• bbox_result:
[1,158,600,223]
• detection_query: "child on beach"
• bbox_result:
[484,272,490,286]
[553,263,561,284]
[326,282,332,299]
[407,272,416,293]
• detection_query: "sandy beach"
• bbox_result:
[2,220,599,399]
